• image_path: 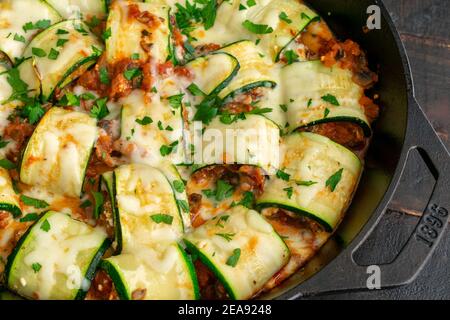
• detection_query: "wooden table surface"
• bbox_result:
[311,0,450,300]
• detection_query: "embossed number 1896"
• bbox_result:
[415,204,448,247]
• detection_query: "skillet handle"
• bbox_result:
[286,98,450,299]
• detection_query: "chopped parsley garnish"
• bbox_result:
[301,12,311,20]
[99,67,110,84]
[31,47,46,58]
[295,180,317,186]
[284,50,299,65]
[276,169,290,181]
[242,20,273,34]
[60,92,80,106]
[0,137,9,149]
[20,195,49,208]
[56,38,68,47]
[326,168,343,192]
[307,98,312,108]
[226,248,241,267]
[102,27,112,40]
[283,186,293,199]
[321,94,340,106]
[187,83,204,97]
[92,191,104,219]
[80,92,96,100]
[48,48,59,60]
[20,100,45,124]
[215,215,230,228]
[19,213,39,223]
[56,29,69,35]
[13,33,25,43]
[131,53,140,60]
[239,4,247,10]
[160,140,179,156]
[32,262,42,273]
[135,116,153,125]
[231,191,255,209]
[150,214,173,225]
[90,97,109,120]
[215,232,235,242]
[0,159,14,170]
[157,121,164,130]
[167,93,184,109]
[22,19,51,32]
[193,95,221,124]
[324,108,330,118]
[279,11,292,24]
[279,104,288,112]
[40,219,51,232]
[219,107,272,125]
[174,0,218,42]
[73,23,88,35]
[246,0,256,7]
[173,180,185,193]
[215,180,234,201]
[123,67,142,81]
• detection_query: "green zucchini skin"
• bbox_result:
[177,243,200,300]
[74,238,112,300]
[184,239,236,299]
[256,132,363,232]
[99,259,130,300]
[221,80,277,103]
[295,116,372,137]
[0,203,21,219]
[100,171,122,255]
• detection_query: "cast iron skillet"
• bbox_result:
[262,0,450,299]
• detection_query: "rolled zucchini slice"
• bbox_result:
[100,243,199,300]
[0,0,62,61]
[0,59,40,105]
[257,132,363,232]
[45,0,108,20]
[106,0,170,64]
[218,40,277,101]
[5,210,110,300]
[120,89,184,166]
[195,114,280,174]
[185,53,239,97]
[102,164,184,254]
[23,19,103,101]
[0,168,22,218]
[184,205,290,300]
[282,60,371,136]
[20,107,98,198]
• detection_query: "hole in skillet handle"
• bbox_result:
[277,98,450,300]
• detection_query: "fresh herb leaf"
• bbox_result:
[0,159,15,170]
[61,92,80,106]
[301,12,311,20]
[48,48,59,60]
[20,195,49,208]
[80,92,96,100]
[32,262,42,273]
[173,180,185,193]
[56,29,69,35]
[160,140,179,156]
[242,20,273,34]
[215,215,229,228]
[324,108,330,118]
[19,213,39,222]
[131,53,140,60]
[102,27,112,40]
[135,116,153,125]
[239,3,247,10]
[284,50,298,65]
[40,219,51,232]
[56,38,68,47]
[295,180,317,186]
[150,213,173,225]
[215,179,234,201]
[279,11,292,24]
[202,189,216,198]
[226,248,241,267]
[23,19,51,32]
[193,95,221,124]
[167,93,184,109]
[123,67,142,81]
[326,168,343,192]
[216,232,235,242]
[187,83,204,97]
[231,191,255,209]
[90,97,109,119]
[13,33,25,43]
[321,94,339,106]
[21,100,45,124]
[99,67,110,84]
[79,199,92,209]
[283,186,293,199]
[0,137,9,149]
[246,0,256,7]
[31,47,46,57]
[307,98,312,108]
[279,104,288,112]
[202,0,217,30]
[276,169,290,181]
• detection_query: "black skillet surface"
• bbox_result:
[266,0,450,299]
